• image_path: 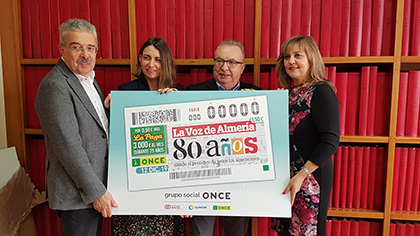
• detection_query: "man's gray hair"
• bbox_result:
[60,18,98,45]
[216,40,245,59]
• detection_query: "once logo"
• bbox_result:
[202,191,231,200]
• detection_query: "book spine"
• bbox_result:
[204,0,214,58]
[156,0,167,40]
[328,66,336,86]
[30,0,41,58]
[90,0,101,58]
[396,72,409,136]
[396,148,408,210]
[185,0,195,58]
[99,0,112,59]
[59,0,70,22]
[260,0,270,58]
[110,0,122,59]
[39,0,52,58]
[244,0,255,57]
[331,220,342,236]
[381,0,396,56]
[403,148,416,211]
[195,0,204,59]
[213,0,224,49]
[234,0,245,44]
[270,67,280,89]
[223,0,234,40]
[50,0,60,58]
[175,0,186,59]
[345,72,361,135]
[361,0,372,56]
[80,0,90,19]
[370,0,385,56]
[269,0,282,58]
[349,0,363,56]
[340,146,349,208]
[319,0,333,57]
[21,0,32,58]
[310,0,322,45]
[358,67,370,135]
[361,146,371,209]
[280,0,292,44]
[260,72,270,90]
[332,146,342,208]
[350,220,360,235]
[341,220,351,235]
[374,147,385,210]
[367,147,378,209]
[290,0,302,37]
[339,0,351,56]
[391,147,401,211]
[411,148,420,211]
[411,0,420,55]
[353,146,363,208]
[336,73,348,136]
[347,146,356,208]
[300,0,312,36]
[330,0,342,57]
[366,67,378,136]
[146,0,156,37]
[405,71,420,136]
[374,72,390,136]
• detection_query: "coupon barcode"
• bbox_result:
[169,168,232,180]
[131,109,179,125]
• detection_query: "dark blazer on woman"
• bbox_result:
[119,76,184,91]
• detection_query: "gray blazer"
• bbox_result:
[35,58,108,210]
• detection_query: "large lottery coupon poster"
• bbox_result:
[108,90,291,217]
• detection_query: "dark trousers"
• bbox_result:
[190,216,249,236]
[55,208,103,236]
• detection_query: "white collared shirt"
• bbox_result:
[75,70,109,138]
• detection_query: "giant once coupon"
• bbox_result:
[108,90,291,217]
[124,95,274,191]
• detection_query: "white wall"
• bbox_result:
[0,40,7,149]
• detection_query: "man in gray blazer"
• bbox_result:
[35,18,117,236]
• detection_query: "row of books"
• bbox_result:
[262,0,397,58]
[21,0,130,59]
[402,0,420,56]
[326,218,382,236]
[24,65,400,139]
[391,147,420,212]
[396,71,420,137]
[390,221,420,235]
[22,0,420,60]
[330,146,386,210]
[136,0,255,59]
[328,67,391,137]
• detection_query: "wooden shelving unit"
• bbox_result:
[2,0,420,235]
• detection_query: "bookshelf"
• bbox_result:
[2,0,420,235]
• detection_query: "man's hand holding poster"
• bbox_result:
[108,91,291,217]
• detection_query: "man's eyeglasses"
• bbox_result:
[64,44,98,54]
[214,58,244,68]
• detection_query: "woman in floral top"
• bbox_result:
[271,36,340,236]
